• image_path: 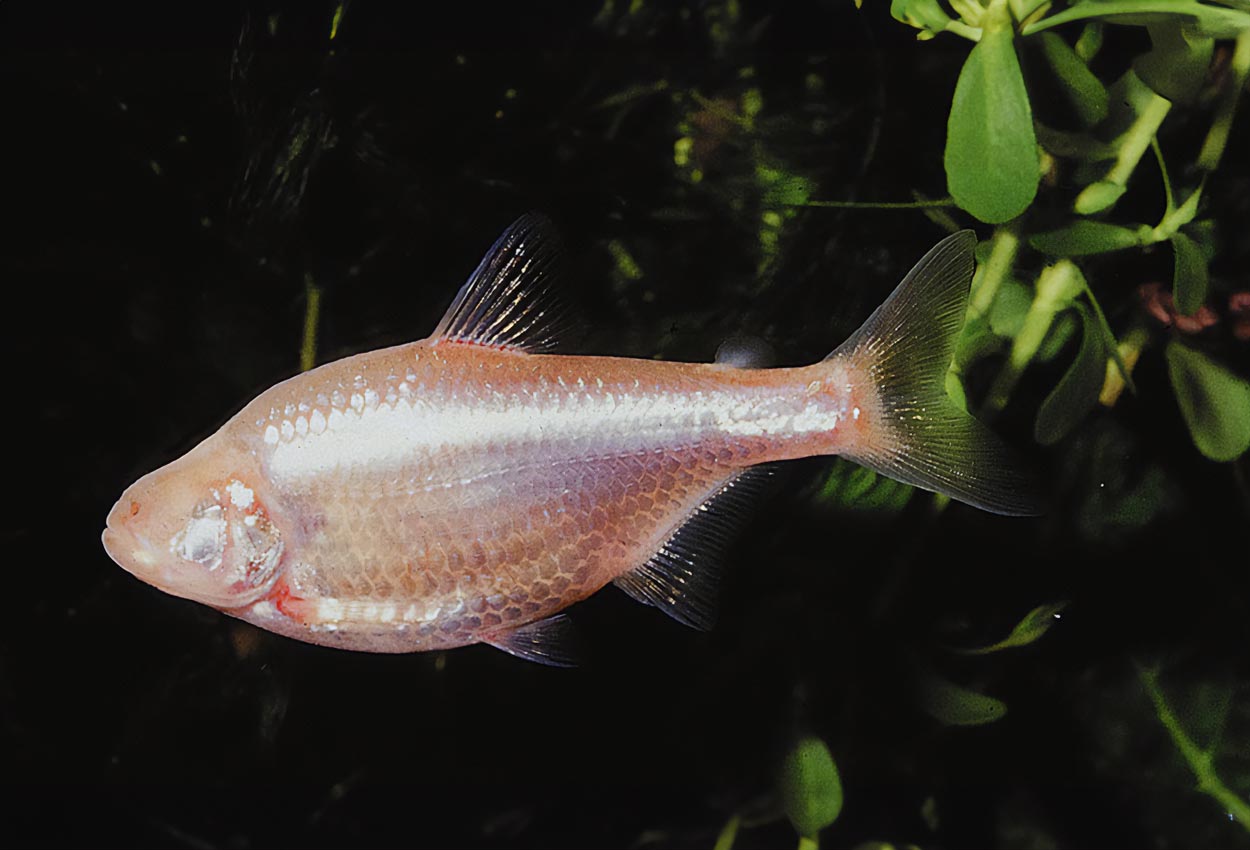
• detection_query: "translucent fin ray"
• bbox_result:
[483,614,578,667]
[614,465,775,630]
[833,231,1042,516]
[431,213,566,352]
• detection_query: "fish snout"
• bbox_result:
[106,494,143,533]
[102,495,160,576]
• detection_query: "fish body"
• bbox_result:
[103,216,1036,662]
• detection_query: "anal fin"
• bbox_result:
[614,465,774,631]
[483,614,579,667]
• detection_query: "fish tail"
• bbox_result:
[829,231,1041,516]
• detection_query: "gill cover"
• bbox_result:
[104,441,285,609]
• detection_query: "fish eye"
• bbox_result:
[129,501,141,518]
[171,499,227,570]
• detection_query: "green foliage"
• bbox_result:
[780,737,844,838]
[1038,31,1109,126]
[891,0,1249,464]
[952,602,1069,654]
[1170,231,1209,316]
[664,2,1249,840]
[1166,342,1250,461]
[1071,180,1125,214]
[814,458,914,513]
[1024,1,1250,39]
[1135,21,1214,103]
[1034,303,1107,444]
[1139,667,1250,829]
[1029,220,1151,255]
[944,1,1039,223]
[988,278,1032,337]
[872,6,1250,833]
[917,671,1008,725]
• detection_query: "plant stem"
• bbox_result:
[967,221,1021,321]
[947,20,983,42]
[1138,666,1250,832]
[300,272,322,372]
[797,836,820,850]
[1075,89,1170,213]
[712,815,741,850]
[1199,29,1250,172]
[983,260,1083,415]
[1150,138,1174,216]
[1099,323,1148,407]
[1108,91,1171,188]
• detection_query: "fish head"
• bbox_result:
[102,440,284,610]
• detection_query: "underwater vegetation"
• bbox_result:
[5,0,1250,847]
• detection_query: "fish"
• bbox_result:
[102,215,1038,664]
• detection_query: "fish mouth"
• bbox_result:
[102,523,155,573]
[102,500,159,577]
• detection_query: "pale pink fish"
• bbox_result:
[102,216,1036,663]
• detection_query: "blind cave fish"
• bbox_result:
[102,215,1038,663]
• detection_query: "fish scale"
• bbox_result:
[103,215,1039,663]
[245,344,820,652]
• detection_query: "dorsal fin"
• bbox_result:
[431,213,566,352]
[614,466,774,630]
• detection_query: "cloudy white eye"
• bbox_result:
[172,501,226,570]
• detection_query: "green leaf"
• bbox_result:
[945,369,969,410]
[954,602,1069,655]
[1171,231,1209,315]
[713,815,741,850]
[780,737,844,837]
[945,8,1040,223]
[1075,21,1104,62]
[1035,303,1108,444]
[1023,1,1250,39]
[1029,220,1149,255]
[1037,308,1080,362]
[1184,219,1217,260]
[760,167,813,207]
[1038,32,1110,126]
[891,0,955,36]
[954,313,1003,369]
[816,458,914,513]
[1135,21,1214,104]
[1035,124,1118,160]
[1170,182,1205,230]
[1073,180,1127,214]
[988,278,1033,337]
[1166,342,1250,461]
[918,672,1008,726]
[1078,283,1136,395]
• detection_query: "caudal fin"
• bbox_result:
[832,231,1041,516]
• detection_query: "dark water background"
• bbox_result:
[5,1,1250,847]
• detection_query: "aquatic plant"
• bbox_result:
[658,1,1250,845]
